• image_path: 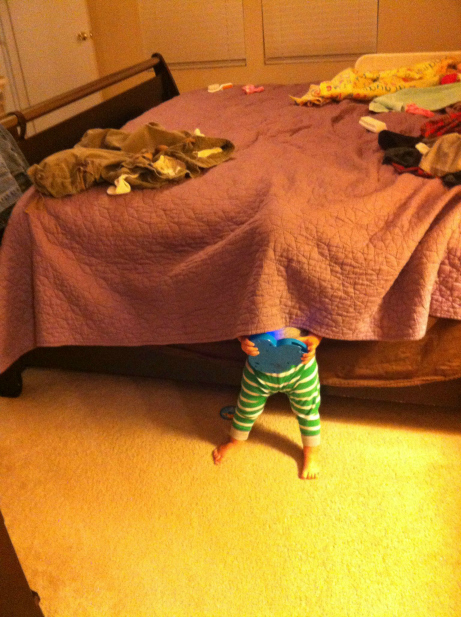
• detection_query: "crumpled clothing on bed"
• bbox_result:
[420,133,461,176]
[28,122,235,198]
[369,81,461,113]
[420,110,461,138]
[291,57,460,106]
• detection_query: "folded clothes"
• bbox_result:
[369,81,461,113]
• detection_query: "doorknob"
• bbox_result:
[77,31,93,42]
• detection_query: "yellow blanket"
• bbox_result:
[292,57,460,106]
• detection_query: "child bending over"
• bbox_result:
[213,327,322,479]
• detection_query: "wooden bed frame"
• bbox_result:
[0,52,460,407]
[0,53,179,165]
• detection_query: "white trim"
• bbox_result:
[355,51,461,72]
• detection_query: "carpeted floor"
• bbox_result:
[1,367,460,617]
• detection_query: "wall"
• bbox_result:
[86,0,461,93]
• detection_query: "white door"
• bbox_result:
[0,0,101,133]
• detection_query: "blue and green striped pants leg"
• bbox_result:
[230,357,321,447]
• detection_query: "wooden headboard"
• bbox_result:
[0,53,179,166]
[355,50,461,71]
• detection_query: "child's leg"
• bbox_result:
[301,445,320,480]
[213,364,270,464]
[287,363,321,479]
[212,436,244,464]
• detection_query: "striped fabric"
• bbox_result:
[230,357,321,446]
[420,110,461,138]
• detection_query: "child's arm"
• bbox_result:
[298,333,322,364]
[239,332,322,363]
[238,336,259,356]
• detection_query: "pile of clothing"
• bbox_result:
[28,123,235,198]
[380,106,461,187]
[291,57,461,107]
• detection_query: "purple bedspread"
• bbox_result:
[1,84,461,373]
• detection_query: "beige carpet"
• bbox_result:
[1,367,460,617]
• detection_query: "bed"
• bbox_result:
[1,51,461,406]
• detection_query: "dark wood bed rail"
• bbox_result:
[0,51,181,399]
[0,53,179,165]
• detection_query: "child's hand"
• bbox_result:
[238,336,259,356]
[298,334,322,364]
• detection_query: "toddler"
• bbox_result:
[213,327,322,479]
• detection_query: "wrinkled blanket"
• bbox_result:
[1,84,461,373]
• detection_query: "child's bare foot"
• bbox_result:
[301,445,320,479]
[213,438,243,464]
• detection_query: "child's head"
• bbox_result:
[272,326,309,340]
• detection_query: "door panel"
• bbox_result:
[3,0,101,133]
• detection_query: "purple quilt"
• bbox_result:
[1,84,461,373]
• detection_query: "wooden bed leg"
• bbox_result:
[0,511,45,616]
[0,363,23,398]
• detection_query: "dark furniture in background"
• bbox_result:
[0,511,45,617]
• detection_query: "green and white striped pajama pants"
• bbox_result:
[230,356,321,447]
